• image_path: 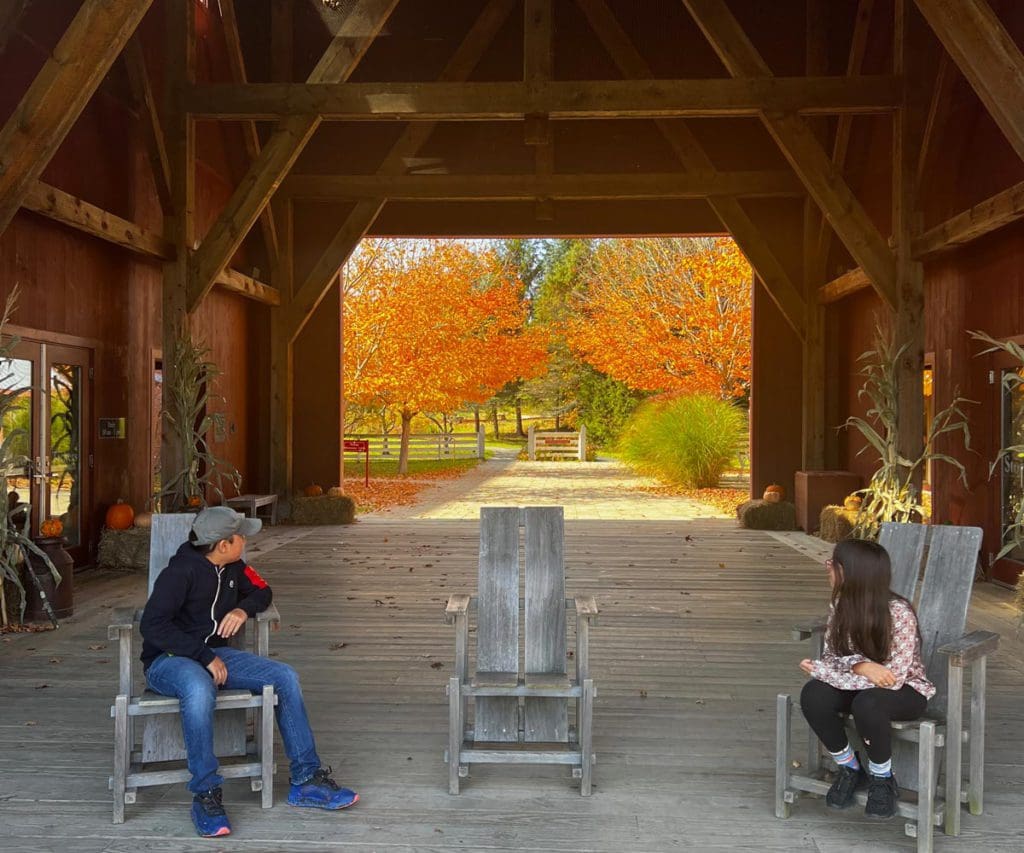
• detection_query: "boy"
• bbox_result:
[140,506,358,837]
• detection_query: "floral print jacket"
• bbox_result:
[810,597,935,699]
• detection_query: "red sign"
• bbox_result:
[343,439,371,487]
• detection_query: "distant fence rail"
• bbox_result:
[528,425,587,461]
[345,429,485,461]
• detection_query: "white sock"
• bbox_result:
[868,758,892,777]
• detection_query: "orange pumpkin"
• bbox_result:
[843,494,863,511]
[186,495,203,508]
[105,500,134,530]
[40,517,63,538]
[304,484,324,497]
[763,484,785,503]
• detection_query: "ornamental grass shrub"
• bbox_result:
[618,393,745,488]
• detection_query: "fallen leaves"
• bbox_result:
[633,485,748,517]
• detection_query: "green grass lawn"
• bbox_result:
[342,456,481,479]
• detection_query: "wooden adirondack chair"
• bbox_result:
[776,523,999,853]
[108,513,280,823]
[444,506,599,795]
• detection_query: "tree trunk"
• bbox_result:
[491,403,500,439]
[515,399,524,436]
[474,405,481,432]
[398,410,414,475]
[555,412,561,430]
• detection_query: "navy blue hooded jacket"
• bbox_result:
[140,542,273,670]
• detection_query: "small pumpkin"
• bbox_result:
[186,495,203,508]
[327,486,345,497]
[105,499,135,530]
[763,484,785,503]
[843,494,863,511]
[134,511,153,529]
[304,484,324,497]
[40,516,63,538]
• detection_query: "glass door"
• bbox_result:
[0,340,92,562]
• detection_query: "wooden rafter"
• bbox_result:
[187,0,400,313]
[524,0,553,218]
[681,0,897,309]
[914,179,1024,259]
[186,76,903,121]
[917,52,955,185]
[281,171,804,200]
[814,0,874,280]
[0,0,31,55]
[914,0,1024,163]
[0,0,154,235]
[220,0,278,270]
[285,0,518,341]
[123,34,173,215]
[819,266,870,304]
[575,0,805,338]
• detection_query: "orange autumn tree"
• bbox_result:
[344,240,549,473]
[566,237,752,399]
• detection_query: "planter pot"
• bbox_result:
[21,537,74,621]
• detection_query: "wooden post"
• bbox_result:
[477,425,486,460]
[339,269,345,490]
[161,0,195,511]
[528,425,536,461]
[578,424,587,461]
[894,0,927,486]
[269,199,294,503]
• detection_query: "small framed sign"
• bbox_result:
[99,417,126,439]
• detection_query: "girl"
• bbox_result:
[799,538,934,820]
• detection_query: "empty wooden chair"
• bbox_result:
[108,513,280,823]
[776,523,998,853]
[444,506,599,794]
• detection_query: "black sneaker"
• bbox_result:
[191,787,231,837]
[865,774,899,820]
[825,763,865,810]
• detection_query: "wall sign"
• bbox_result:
[99,417,126,439]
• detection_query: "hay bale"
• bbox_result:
[737,499,797,530]
[97,526,151,571]
[818,505,858,543]
[291,494,356,525]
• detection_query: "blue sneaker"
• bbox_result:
[288,766,359,810]
[191,787,231,837]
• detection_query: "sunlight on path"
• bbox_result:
[368,451,736,521]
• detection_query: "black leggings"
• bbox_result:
[800,679,927,764]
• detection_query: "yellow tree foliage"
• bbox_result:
[565,237,752,398]
[344,240,549,471]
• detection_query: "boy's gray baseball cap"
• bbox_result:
[191,506,261,545]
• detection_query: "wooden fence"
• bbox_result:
[527,424,586,461]
[344,429,486,461]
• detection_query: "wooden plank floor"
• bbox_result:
[1,517,1022,852]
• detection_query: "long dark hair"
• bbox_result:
[826,538,905,662]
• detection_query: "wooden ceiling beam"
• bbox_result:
[220,0,278,271]
[913,178,1024,259]
[281,170,804,200]
[814,0,874,280]
[819,266,870,303]
[914,0,1024,163]
[0,0,154,235]
[185,76,903,121]
[682,0,897,309]
[123,34,173,216]
[187,0,399,314]
[286,0,518,341]
[0,0,31,56]
[576,0,804,338]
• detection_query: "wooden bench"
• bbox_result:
[226,493,279,526]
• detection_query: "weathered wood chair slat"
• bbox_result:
[445,506,598,795]
[108,513,280,823]
[776,523,997,853]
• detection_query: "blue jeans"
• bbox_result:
[145,646,321,794]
